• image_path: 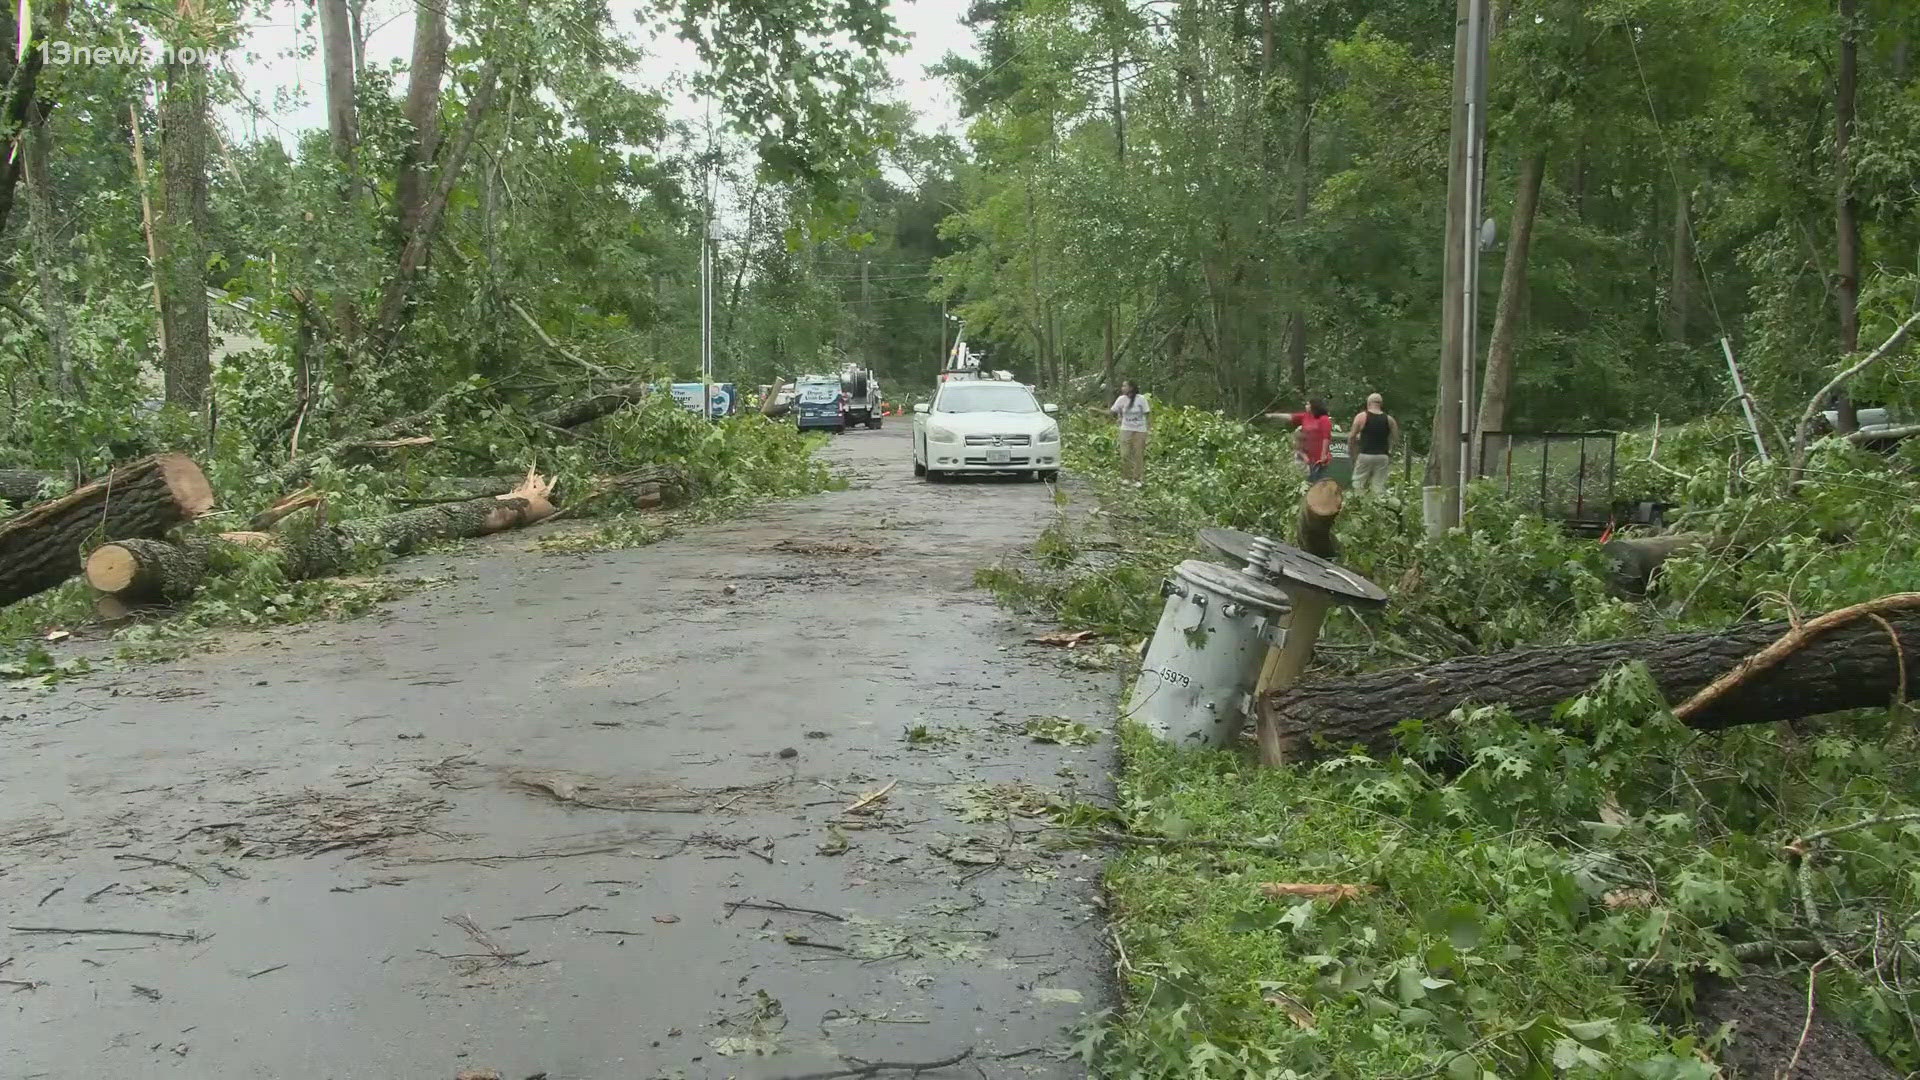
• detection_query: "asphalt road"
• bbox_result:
[0,424,1118,1080]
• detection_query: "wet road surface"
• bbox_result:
[0,425,1117,1079]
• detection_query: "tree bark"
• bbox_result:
[159,58,213,415]
[85,489,554,599]
[1261,609,1920,760]
[84,536,219,602]
[1474,149,1546,439]
[0,23,47,241]
[393,0,449,239]
[1598,532,1720,596]
[0,455,214,607]
[1831,0,1861,433]
[535,381,655,429]
[319,0,358,169]
[1297,478,1341,559]
[370,62,502,353]
[0,469,60,506]
[1286,38,1311,396]
[23,98,74,399]
[128,102,168,360]
[1665,183,1692,345]
[391,477,524,504]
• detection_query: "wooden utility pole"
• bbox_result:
[1426,0,1490,533]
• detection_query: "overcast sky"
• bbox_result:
[222,0,976,149]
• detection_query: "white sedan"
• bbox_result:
[912,381,1061,482]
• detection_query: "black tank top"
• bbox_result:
[1358,411,1391,454]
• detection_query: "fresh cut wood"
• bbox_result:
[84,473,557,600]
[0,454,214,607]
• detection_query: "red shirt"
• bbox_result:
[1292,413,1333,465]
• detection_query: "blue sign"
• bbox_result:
[669,382,735,417]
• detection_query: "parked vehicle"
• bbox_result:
[912,380,1061,482]
[795,375,847,432]
[842,366,882,429]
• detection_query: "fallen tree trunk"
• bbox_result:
[85,476,556,599]
[1261,606,1920,760]
[390,476,522,505]
[1297,479,1341,559]
[269,384,466,490]
[1599,533,1721,596]
[536,382,653,430]
[0,454,213,607]
[0,468,59,506]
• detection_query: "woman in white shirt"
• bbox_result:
[1109,380,1151,485]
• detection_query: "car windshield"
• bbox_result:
[937,385,1038,414]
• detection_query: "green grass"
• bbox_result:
[987,407,1920,1078]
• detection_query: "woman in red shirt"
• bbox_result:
[1265,400,1334,482]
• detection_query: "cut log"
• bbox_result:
[1599,533,1721,596]
[1261,607,1920,760]
[85,475,556,599]
[85,537,212,602]
[1297,479,1341,559]
[83,532,274,602]
[0,454,213,607]
[390,476,521,505]
[536,382,653,430]
[0,469,60,506]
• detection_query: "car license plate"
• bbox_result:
[986,448,1011,465]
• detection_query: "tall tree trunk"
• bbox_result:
[1286,42,1311,395]
[1474,149,1546,438]
[394,0,449,239]
[0,21,46,242]
[23,99,74,399]
[1831,0,1861,433]
[319,0,361,410]
[159,59,212,415]
[319,0,358,169]
[347,0,368,77]
[370,62,502,354]
[1665,183,1692,344]
[128,102,168,359]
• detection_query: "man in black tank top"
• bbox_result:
[1348,393,1398,492]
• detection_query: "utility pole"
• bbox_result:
[1427,0,1489,535]
[699,226,712,419]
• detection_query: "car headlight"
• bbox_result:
[928,426,960,444]
[1037,425,1059,443]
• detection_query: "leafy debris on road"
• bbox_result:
[1024,716,1099,745]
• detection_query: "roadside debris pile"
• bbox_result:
[0,388,828,642]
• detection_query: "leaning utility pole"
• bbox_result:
[1426,0,1490,535]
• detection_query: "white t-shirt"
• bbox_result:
[1111,393,1151,432]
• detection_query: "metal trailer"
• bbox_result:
[1475,430,1638,535]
